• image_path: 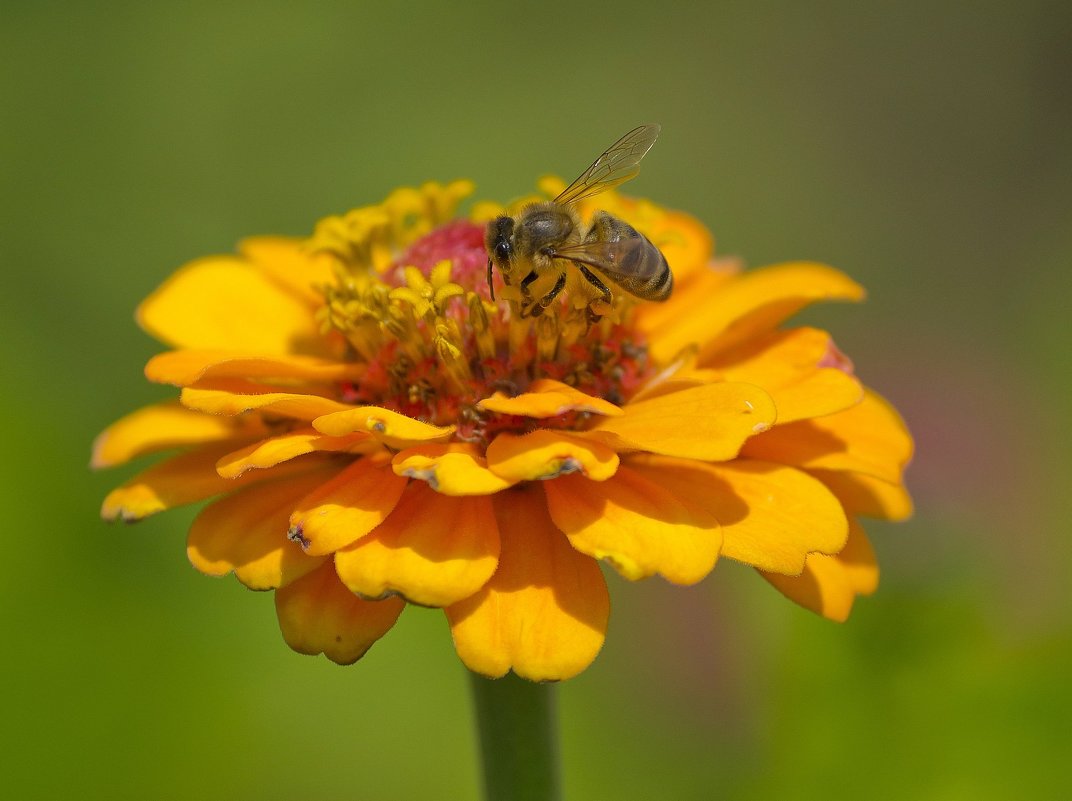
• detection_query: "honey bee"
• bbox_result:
[485,124,672,321]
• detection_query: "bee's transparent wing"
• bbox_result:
[553,124,661,206]
[555,237,667,297]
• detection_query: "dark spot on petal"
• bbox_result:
[541,457,582,480]
[287,524,311,549]
[402,467,439,491]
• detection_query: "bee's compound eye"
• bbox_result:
[496,241,512,260]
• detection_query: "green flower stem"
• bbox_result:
[468,671,562,801]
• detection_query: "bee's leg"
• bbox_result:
[577,265,612,307]
[516,270,543,318]
[518,271,539,303]
[529,272,567,318]
[577,265,613,328]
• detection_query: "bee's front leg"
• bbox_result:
[519,271,540,304]
[526,272,567,319]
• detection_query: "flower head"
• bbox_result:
[94,178,912,681]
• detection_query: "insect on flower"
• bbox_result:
[485,124,673,322]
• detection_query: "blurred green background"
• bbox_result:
[4,1,1070,798]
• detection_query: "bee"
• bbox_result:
[485,124,672,321]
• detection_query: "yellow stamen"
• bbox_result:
[536,314,559,364]
[467,293,497,361]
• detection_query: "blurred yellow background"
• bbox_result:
[4,2,1069,798]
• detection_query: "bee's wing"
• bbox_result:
[554,238,665,296]
[554,124,661,206]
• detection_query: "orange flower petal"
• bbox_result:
[334,482,499,607]
[760,511,877,621]
[627,376,706,405]
[644,207,715,281]
[136,256,325,354]
[239,236,336,307]
[837,519,879,595]
[642,262,864,364]
[708,328,864,423]
[91,401,262,469]
[581,382,776,461]
[485,430,619,482]
[702,262,865,357]
[145,350,363,387]
[187,466,339,590]
[545,466,721,584]
[391,444,516,495]
[180,385,354,420]
[741,389,912,484]
[477,378,623,418]
[810,468,913,521]
[633,260,737,354]
[634,457,848,575]
[760,552,857,622]
[313,406,456,448]
[215,428,372,478]
[446,484,609,681]
[100,440,324,522]
[274,561,405,665]
[288,457,408,556]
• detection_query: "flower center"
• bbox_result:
[315,218,653,444]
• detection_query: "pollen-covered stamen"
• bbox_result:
[309,207,394,275]
[467,293,497,361]
[308,181,476,278]
[389,262,466,320]
[535,315,559,364]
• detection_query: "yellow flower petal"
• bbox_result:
[137,255,325,354]
[91,401,262,469]
[641,261,864,364]
[761,552,857,622]
[477,378,623,418]
[810,468,913,521]
[100,440,324,522]
[334,482,499,607]
[180,385,354,420]
[215,428,372,479]
[581,382,776,461]
[708,328,864,423]
[145,350,364,387]
[741,389,912,484]
[446,484,609,681]
[391,444,516,495]
[313,406,456,448]
[544,465,721,584]
[274,561,405,665]
[485,430,619,482]
[629,457,848,575]
[288,457,408,556]
[187,466,339,590]
[239,236,336,307]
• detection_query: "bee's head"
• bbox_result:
[485,215,516,267]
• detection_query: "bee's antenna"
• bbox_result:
[486,258,495,301]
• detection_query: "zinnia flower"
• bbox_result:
[93,179,912,681]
